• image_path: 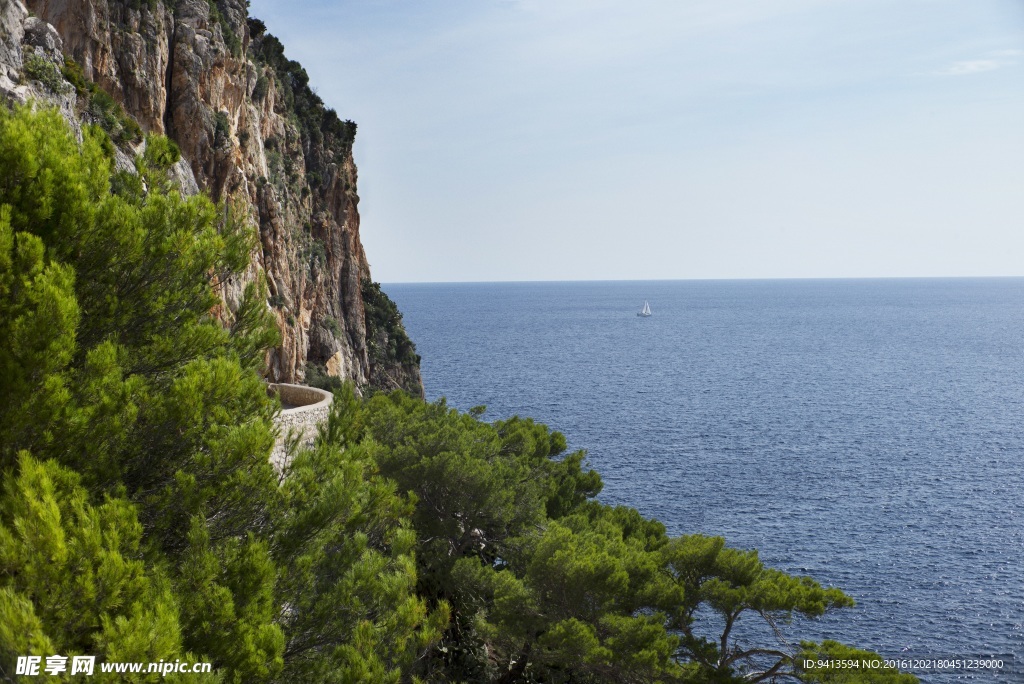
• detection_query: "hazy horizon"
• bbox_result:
[381,274,1024,285]
[249,0,1024,283]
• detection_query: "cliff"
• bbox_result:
[0,0,423,396]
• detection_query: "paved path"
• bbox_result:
[268,383,333,471]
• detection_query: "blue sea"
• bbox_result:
[386,279,1024,682]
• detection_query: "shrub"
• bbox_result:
[22,52,68,93]
[118,0,159,10]
[207,0,241,57]
[362,279,420,368]
[61,58,142,145]
[304,363,342,391]
[60,57,89,95]
[143,133,181,168]
[247,17,267,39]
[324,316,341,338]
[252,74,269,102]
[214,110,231,147]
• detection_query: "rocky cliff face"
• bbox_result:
[0,0,423,396]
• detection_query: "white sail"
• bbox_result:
[638,300,651,317]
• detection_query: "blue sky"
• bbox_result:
[248,0,1024,282]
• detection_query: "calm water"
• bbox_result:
[386,279,1024,682]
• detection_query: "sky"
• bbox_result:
[247,0,1024,282]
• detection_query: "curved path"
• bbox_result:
[268,383,333,471]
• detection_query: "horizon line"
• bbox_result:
[380,274,1024,286]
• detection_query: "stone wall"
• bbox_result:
[268,382,332,470]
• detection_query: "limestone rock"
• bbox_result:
[0,0,27,88]
[23,17,63,61]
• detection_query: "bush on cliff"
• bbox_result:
[362,279,419,368]
[61,58,143,145]
[249,29,357,149]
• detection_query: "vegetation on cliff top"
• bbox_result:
[248,17,357,151]
[0,105,916,682]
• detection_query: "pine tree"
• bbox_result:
[0,106,443,682]
[0,453,216,683]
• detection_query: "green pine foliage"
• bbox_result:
[0,105,442,682]
[329,390,917,684]
[0,105,915,683]
[0,453,212,682]
[273,385,449,682]
[663,534,856,682]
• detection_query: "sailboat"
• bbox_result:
[637,300,651,317]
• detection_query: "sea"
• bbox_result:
[385,278,1024,682]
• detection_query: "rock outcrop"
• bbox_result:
[0,0,423,396]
